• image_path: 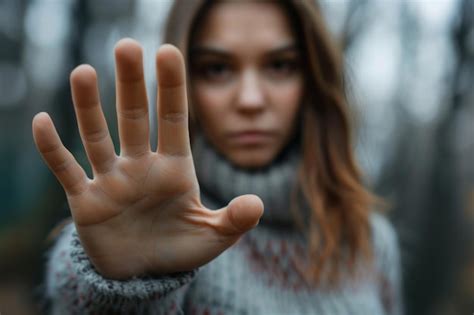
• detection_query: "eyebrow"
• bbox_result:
[190,43,300,59]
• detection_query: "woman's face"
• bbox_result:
[190,1,303,169]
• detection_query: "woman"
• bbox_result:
[33,0,403,314]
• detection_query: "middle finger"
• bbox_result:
[115,38,150,157]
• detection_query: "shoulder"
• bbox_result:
[369,211,398,248]
[367,213,405,314]
[368,211,401,271]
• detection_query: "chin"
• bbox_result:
[227,149,276,170]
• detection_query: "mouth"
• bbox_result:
[227,130,275,146]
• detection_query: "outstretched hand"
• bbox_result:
[32,38,264,280]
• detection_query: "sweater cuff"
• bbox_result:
[47,223,197,313]
[70,230,197,298]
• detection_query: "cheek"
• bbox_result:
[270,81,303,130]
[192,84,232,133]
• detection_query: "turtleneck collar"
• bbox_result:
[192,133,302,227]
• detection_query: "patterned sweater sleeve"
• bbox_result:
[45,222,198,314]
[371,212,404,315]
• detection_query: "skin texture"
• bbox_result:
[31,1,300,279]
[191,1,303,168]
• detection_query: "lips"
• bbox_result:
[228,130,275,145]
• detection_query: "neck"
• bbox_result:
[192,133,304,227]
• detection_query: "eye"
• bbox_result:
[198,62,233,82]
[265,58,299,79]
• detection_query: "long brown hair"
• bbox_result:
[163,0,379,287]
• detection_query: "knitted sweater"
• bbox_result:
[45,136,403,314]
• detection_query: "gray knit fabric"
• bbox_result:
[192,134,304,226]
[45,135,404,314]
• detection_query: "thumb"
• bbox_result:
[218,194,264,235]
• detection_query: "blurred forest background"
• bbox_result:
[0,0,472,314]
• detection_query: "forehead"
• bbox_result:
[194,1,295,50]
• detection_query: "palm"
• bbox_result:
[69,152,196,226]
[32,39,263,280]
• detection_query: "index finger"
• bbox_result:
[156,44,190,156]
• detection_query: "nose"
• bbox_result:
[235,69,265,112]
